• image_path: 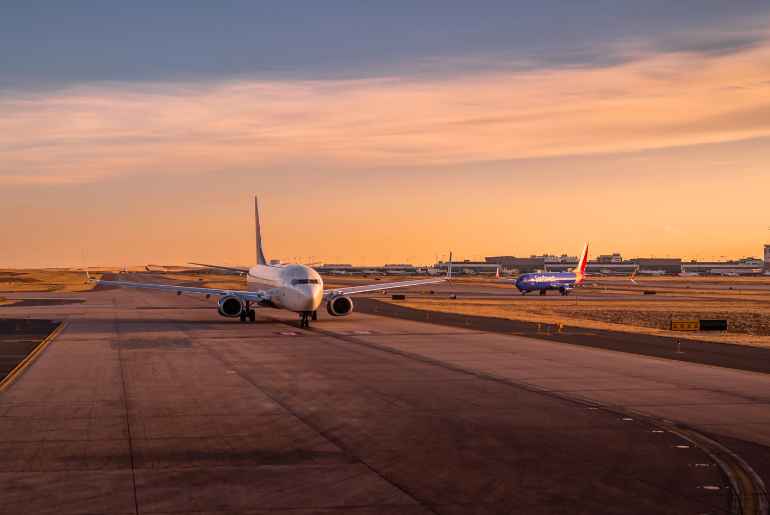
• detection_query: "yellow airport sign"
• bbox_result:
[671,320,699,331]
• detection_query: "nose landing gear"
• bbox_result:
[299,311,312,328]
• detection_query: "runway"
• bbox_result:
[0,287,768,514]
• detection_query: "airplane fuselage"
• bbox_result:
[247,264,323,312]
[515,272,578,294]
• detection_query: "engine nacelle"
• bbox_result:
[217,295,244,318]
[326,295,354,317]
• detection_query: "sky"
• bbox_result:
[2,1,770,267]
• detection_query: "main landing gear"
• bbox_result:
[539,289,547,296]
[239,302,257,323]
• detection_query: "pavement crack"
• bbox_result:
[113,311,140,515]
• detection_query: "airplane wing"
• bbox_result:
[97,279,267,302]
[323,277,445,299]
[188,262,249,275]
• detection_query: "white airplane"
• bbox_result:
[98,198,447,327]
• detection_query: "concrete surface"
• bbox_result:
[0,285,763,514]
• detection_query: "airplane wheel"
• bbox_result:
[539,290,546,296]
[311,311,318,321]
[239,313,247,322]
[248,309,256,322]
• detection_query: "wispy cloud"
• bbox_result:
[1,35,770,185]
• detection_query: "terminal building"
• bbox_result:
[319,245,770,277]
[627,258,682,275]
[485,254,680,275]
[596,253,623,264]
[434,260,500,275]
[681,258,765,276]
[484,256,545,273]
[545,262,638,275]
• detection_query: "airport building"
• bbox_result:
[681,258,765,276]
[544,261,638,275]
[765,245,770,270]
[487,254,684,275]
[434,260,500,275]
[626,258,682,274]
[383,264,418,272]
[485,256,545,273]
[315,264,354,273]
[596,253,623,264]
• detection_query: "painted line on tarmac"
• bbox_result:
[0,321,67,394]
[670,427,768,515]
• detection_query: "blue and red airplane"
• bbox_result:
[514,243,590,296]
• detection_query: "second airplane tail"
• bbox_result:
[574,242,590,284]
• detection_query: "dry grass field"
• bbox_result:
[390,295,770,348]
[153,272,246,290]
[0,269,102,293]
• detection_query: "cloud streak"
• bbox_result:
[1,37,770,185]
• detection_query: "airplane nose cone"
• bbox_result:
[290,285,323,312]
[310,286,323,310]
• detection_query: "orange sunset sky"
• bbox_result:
[1,3,769,267]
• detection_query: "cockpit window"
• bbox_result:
[291,279,320,285]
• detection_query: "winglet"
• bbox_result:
[575,242,589,284]
[255,196,268,266]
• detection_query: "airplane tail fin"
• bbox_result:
[448,251,453,280]
[575,242,589,284]
[255,196,268,266]
[630,265,639,285]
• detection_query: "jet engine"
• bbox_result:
[326,295,354,316]
[217,295,244,317]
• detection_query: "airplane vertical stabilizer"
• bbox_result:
[575,242,589,284]
[255,196,268,265]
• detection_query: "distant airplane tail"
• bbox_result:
[448,251,453,280]
[630,265,639,285]
[574,242,589,284]
[255,196,268,266]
